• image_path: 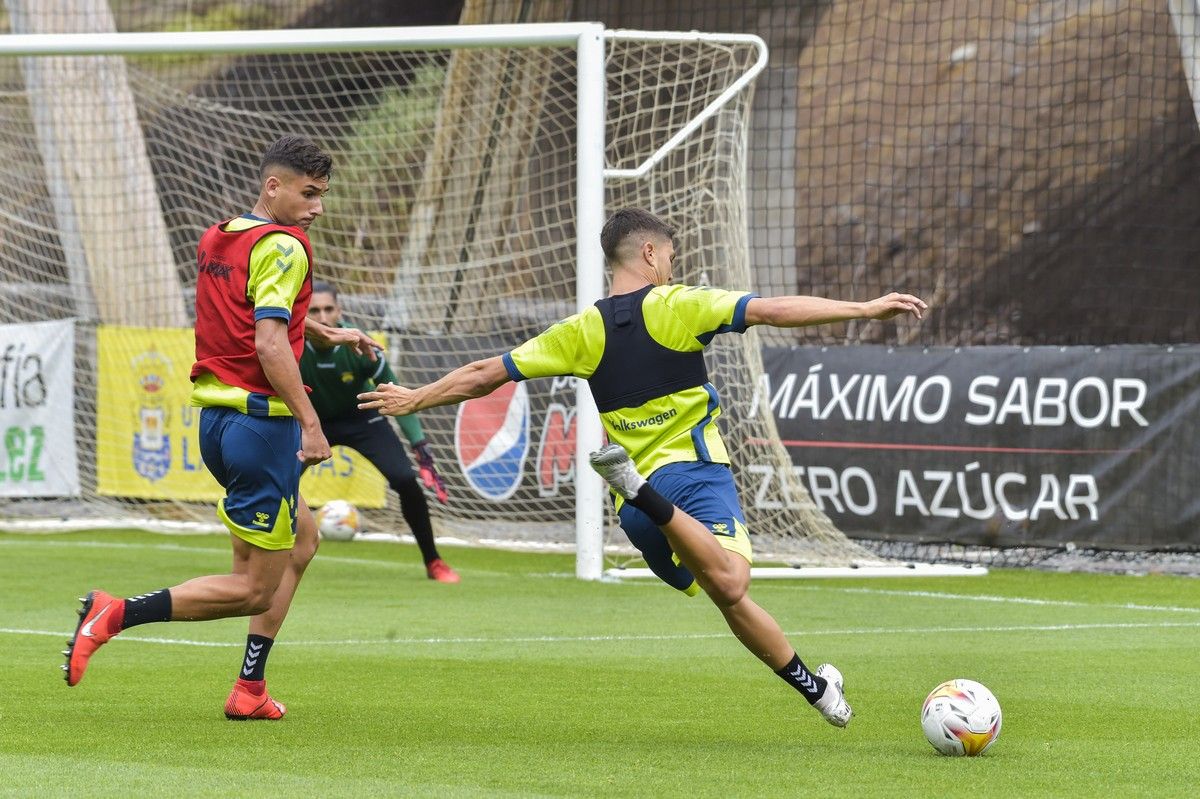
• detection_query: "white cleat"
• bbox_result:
[588,444,647,500]
[813,663,853,728]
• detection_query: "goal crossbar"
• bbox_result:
[0,24,602,56]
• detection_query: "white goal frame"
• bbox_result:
[0,23,764,581]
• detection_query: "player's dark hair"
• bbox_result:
[600,208,677,263]
[312,280,338,300]
[259,135,332,180]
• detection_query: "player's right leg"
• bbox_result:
[65,408,298,689]
[171,407,299,620]
[590,444,852,727]
[64,537,292,687]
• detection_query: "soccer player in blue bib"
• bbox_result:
[358,208,927,727]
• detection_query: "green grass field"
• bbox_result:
[2,530,1198,798]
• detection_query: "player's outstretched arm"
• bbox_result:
[744,292,927,329]
[358,356,510,417]
[304,316,383,361]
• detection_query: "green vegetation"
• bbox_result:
[316,63,445,292]
[122,2,275,72]
[3,530,1198,797]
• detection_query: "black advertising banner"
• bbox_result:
[755,346,1200,550]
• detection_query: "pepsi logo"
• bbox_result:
[455,381,530,501]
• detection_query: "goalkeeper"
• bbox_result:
[302,281,458,583]
[359,208,928,728]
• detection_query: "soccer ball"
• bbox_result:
[316,499,359,541]
[921,679,1002,756]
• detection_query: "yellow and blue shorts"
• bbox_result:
[198,406,300,550]
[616,460,753,596]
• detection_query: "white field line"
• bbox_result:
[6,620,1200,649]
[786,585,1200,615]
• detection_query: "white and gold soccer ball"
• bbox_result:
[921,679,1002,756]
[316,499,360,541]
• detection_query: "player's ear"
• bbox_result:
[263,174,280,196]
[642,239,655,266]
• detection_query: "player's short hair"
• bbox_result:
[312,280,338,300]
[601,208,676,264]
[259,135,332,181]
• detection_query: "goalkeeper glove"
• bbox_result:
[412,440,448,504]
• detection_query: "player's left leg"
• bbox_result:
[224,495,320,720]
[331,411,459,583]
[591,445,852,727]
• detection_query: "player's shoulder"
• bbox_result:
[651,283,733,299]
[543,306,599,333]
[651,283,742,310]
[256,229,308,252]
[249,230,310,275]
[220,215,307,250]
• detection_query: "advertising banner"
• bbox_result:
[753,346,1200,549]
[95,326,387,508]
[394,329,580,517]
[0,319,79,497]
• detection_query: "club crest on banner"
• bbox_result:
[131,350,171,482]
[455,381,530,501]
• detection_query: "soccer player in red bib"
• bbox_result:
[359,208,927,728]
[64,135,369,720]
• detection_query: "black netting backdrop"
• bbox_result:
[4,1,1196,341]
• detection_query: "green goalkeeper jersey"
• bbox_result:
[299,325,424,443]
[502,283,755,478]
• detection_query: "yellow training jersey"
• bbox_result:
[503,283,755,477]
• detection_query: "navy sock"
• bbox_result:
[121,589,172,629]
[628,484,675,526]
[775,653,828,704]
[239,634,273,681]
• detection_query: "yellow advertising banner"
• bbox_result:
[95,325,388,507]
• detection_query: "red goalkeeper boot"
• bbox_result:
[426,558,460,583]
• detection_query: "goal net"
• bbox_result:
[0,24,884,573]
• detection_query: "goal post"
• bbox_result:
[0,23,928,580]
[1167,0,1200,131]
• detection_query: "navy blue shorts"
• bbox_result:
[616,460,753,594]
[199,406,301,550]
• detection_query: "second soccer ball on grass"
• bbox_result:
[316,499,360,541]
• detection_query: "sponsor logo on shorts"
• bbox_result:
[611,408,677,431]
